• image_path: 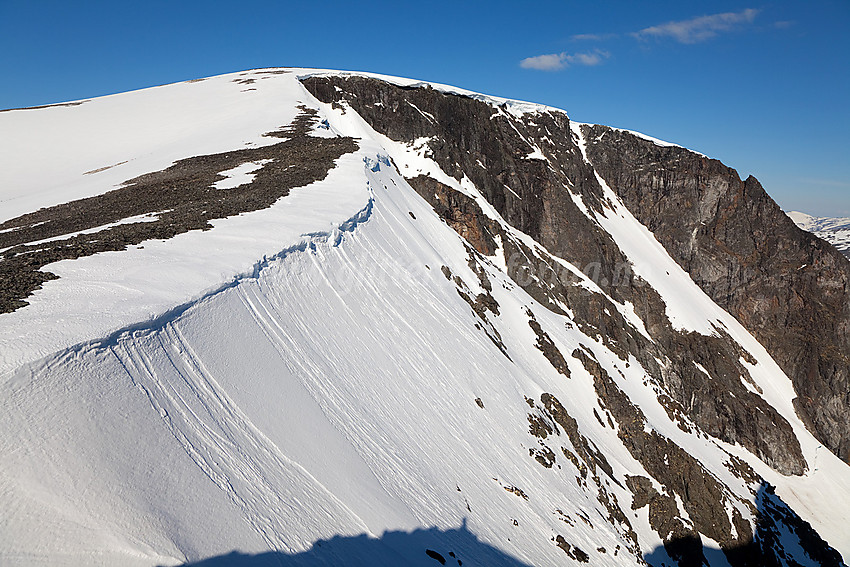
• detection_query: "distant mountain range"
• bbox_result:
[788,211,850,257]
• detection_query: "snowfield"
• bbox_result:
[1,69,848,566]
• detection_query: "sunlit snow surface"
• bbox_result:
[1,69,849,566]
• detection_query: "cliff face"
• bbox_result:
[303,74,846,565]
[580,125,850,464]
[303,75,813,471]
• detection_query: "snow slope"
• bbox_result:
[1,69,848,566]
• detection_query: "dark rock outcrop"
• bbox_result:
[581,125,850,463]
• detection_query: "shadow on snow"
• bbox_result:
[643,483,845,567]
[169,519,533,567]
[171,484,845,567]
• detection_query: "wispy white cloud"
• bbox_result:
[519,53,566,71]
[521,9,763,71]
[571,33,618,41]
[520,49,610,71]
[632,8,759,43]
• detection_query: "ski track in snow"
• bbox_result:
[109,322,373,552]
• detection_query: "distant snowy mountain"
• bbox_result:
[788,211,850,257]
[1,69,849,567]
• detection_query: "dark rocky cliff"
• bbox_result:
[581,126,850,464]
[303,75,846,566]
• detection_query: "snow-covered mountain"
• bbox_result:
[788,211,850,257]
[1,68,849,567]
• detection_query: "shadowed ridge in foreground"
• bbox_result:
[168,522,535,567]
[644,483,846,567]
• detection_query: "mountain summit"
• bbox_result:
[1,68,848,567]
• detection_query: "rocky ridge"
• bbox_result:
[303,74,847,566]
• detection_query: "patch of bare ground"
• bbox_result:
[0,106,357,313]
[0,100,89,112]
[82,161,129,175]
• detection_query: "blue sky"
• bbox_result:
[1,1,847,216]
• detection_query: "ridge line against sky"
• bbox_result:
[0,0,847,216]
